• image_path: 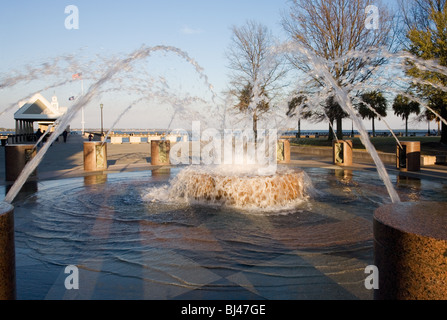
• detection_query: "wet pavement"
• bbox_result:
[1,136,447,301]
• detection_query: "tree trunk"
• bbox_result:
[442,122,447,144]
[253,111,258,143]
[372,118,376,137]
[441,107,447,144]
[405,117,409,137]
[336,117,343,140]
[328,122,334,141]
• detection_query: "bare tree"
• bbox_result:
[282,0,396,139]
[398,0,446,37]
[226,20,288,140]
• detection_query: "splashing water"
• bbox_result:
[3,42,447,206]
[265,44,447,204]
[3,45,219,204]
[144,165,315,212]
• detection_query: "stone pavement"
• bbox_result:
[0,134,158,184]
[1,136,447,302]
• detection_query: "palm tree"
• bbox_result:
[392,94,421,137]
[420,109,437,136]
[356,91,388,137]
[324,96,348,141]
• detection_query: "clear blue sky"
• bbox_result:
[0,0,434,132]
[0,0,291,129]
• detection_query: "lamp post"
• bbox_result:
[100,103,104,138]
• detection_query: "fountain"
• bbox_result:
[165,165,311,211]
[1,43,447,300]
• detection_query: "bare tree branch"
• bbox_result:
[226,20,289,137]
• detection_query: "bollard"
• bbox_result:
[374,202,447,300]
[277,140,291,164]
[111,136,123,144]
[84,142,108,172]
[396,141,420,172]
[0,202,16,300]
[333,140,353,167]
[5,145,37,182]
[151,140,170,166]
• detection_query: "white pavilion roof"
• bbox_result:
[14,93,67,121]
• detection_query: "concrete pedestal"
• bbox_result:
[277,140,291,164]
[397,141,420,172]
[151,140,170,166]
[333,140,353,166]
[5,145,37,182]
[84,142,108,172]
[0,202,16,300]
[374,202,447,300]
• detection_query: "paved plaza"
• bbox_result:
[1,135,446,301]
[2,134,447,183]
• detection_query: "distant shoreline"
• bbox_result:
[0,128,439,138]
[75,129,438,137]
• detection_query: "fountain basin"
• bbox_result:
[168,166,311,210]
[0,202,15,300]
[374,201,447,300]
[9,166,447,300]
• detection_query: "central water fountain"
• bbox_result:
[1,43,447,300]
[166,165,311,210]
